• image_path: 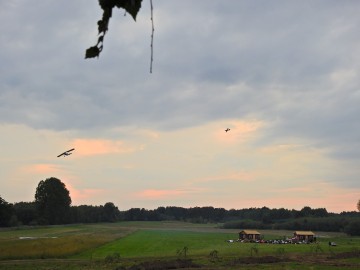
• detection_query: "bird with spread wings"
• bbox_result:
[57,148,75,157]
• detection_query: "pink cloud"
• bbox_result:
[228,182,359,213]
[22,163,62,174]
[192,171,256,183]
[251,194,357,213]
[135,189,188,200]
[71,139,139,156]
[260,144,305,154]
[62,181,106,205]
[271,186,312,193]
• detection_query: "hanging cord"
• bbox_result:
[150,0,154,73]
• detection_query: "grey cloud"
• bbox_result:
[1,0,360,179]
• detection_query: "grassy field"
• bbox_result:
[0,223,134,260]
[0,221,359,269]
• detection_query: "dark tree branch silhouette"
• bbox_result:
[85,0,143,59]
[86,0,155,72]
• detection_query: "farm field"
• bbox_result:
[0,221,359,269]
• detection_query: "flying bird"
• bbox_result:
[225,128,230,132]
[57,148,75,157]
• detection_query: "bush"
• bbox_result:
[222,219,268,229]
[344,220,360,236]
[104,252,121,263]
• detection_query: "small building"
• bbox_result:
[293,231,316,242]
[239,230,261,241]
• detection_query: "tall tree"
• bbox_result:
[35,177,72,225]
[357,199,360,212]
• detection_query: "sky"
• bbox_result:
[1,1,359,213]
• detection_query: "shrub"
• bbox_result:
[344,220,360,236]
[104,252,121,263]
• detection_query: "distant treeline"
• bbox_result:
[1,197,360,235]
[122,206,360,236]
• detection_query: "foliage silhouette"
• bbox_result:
[85,0,143,59]
[35,177,71,224]
[0,196,13,227]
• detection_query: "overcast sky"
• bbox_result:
[1,0,359,213]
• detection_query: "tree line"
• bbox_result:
[1,177,359,235]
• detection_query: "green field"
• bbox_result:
[0,221,359,269]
